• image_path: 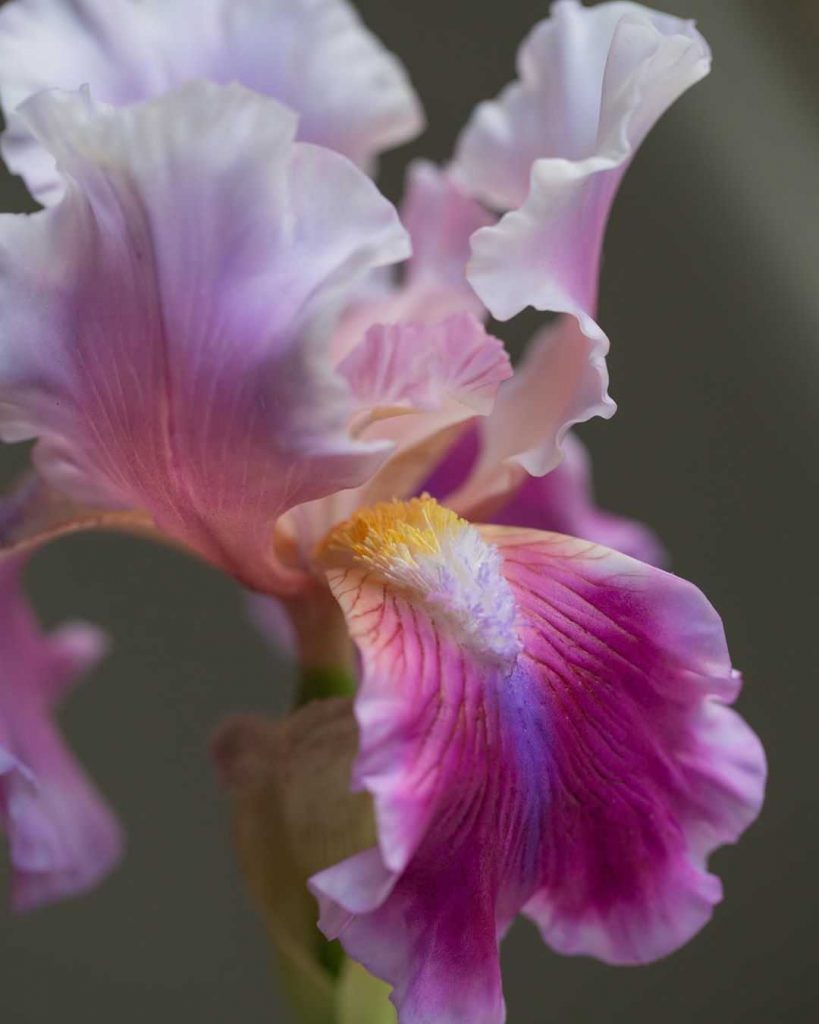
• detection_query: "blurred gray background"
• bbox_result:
[1,0,817,1020]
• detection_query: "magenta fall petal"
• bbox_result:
[312,510,765,1023]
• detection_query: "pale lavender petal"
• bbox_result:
[0,556,122,910]
[329,162,493,366]
[0,84,409,592]
[310,500,764,1021]
[454,1,708,211]
[401,160,493,302]
[0,0,424,202]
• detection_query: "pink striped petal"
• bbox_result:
[0,84,409,592]
[0,556,122,910]
[284,315,511,556]
[0,0,424,203]
[311,501,764,1022]
[340,314,510,435]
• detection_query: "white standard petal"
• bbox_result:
[459,0,710,320]
[450,1,709,491]
[461,0,710,318]
[453,0,710,212]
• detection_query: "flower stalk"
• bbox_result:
[282,589,359,707]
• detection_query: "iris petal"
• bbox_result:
[312,504,764,1023]
[283,315,511,558]
[0,556,122,911]
[0,0,424,202]
[0,83,409,591]
[329,162,492,366]
[448,317,615,511]
[452,0,710,481]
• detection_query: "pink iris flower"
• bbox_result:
[0,2,765,1023]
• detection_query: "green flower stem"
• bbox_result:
[284,588,358,707]
[295,662,357,707]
